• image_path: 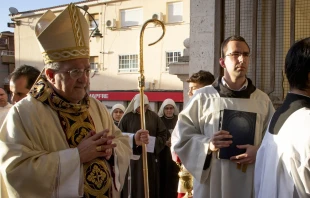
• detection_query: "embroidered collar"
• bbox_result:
[29,76,89,113]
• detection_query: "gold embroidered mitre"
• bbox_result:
[35,3,89,64]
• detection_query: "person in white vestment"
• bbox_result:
[255,37,310,198]
[0,88,12,126]
[0,4,146,198]
[174,35,275,198]
[171,70,214,161]
[187,70,215,98]
[9,65,40,104]
[171,70,214,198]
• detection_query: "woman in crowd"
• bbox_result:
[119,94,167,198]
[158,98,180,198]
[111,104,125,126]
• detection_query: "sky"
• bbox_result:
[0,0,80,32]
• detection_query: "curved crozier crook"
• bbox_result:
[138,18,165,198]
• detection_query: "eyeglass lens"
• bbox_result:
[69,69,91,79]
[226,52,250,58]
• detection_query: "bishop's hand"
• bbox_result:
[77,130,116,163]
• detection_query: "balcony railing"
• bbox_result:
[1,50,15,56]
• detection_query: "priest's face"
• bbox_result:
[164,104,175,118]
[47,58,90,104]
[220,41,250,80]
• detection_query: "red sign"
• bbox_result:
[89,91,183,102]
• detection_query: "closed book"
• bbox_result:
[218,109,256,159]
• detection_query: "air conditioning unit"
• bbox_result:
[106,19,116,28]
[152,12,163,21]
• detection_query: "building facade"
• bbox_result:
[10,0,189,110]
[0,31,14,92]
[171,0,310,107]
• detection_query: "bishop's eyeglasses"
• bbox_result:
[60,68,91,79]
[225,52,251,58]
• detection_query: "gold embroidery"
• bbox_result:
[42,47,89,64]
[29,77,112,198]
[36,3,89,64]
[68,4,85,47]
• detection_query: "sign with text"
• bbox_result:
[89,91,183,102]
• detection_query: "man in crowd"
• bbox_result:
[9,64,40,104]
[171,70,215,198]
[187,70,215,97]
[255,37,310,198]
[0,88,12,125]
[174,35,275,197]
[171,70,215,159]
[0,4,146,198]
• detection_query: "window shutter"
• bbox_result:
[121,8,143,27]
[168,2,183,23]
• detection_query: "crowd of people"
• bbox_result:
[1,3,310,198]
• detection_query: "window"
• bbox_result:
[120,8,143,27]
[118,54,139,72]
[90,56,99,70]
[166,51,182,70]
[167,2,183,23]
[89,14,99,30]
[0,38,7,46]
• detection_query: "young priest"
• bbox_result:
[174,36,275,198]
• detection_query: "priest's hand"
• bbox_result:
[230,144,259,164]
[135,129,149,145]
[209,130,233,152]
[77,130,116,164]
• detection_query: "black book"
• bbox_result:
[218,109,257,159]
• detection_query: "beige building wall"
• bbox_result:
[11,0,189,92]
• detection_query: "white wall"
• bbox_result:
[12,0,190,92]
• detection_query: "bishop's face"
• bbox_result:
[47,58,90,104]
